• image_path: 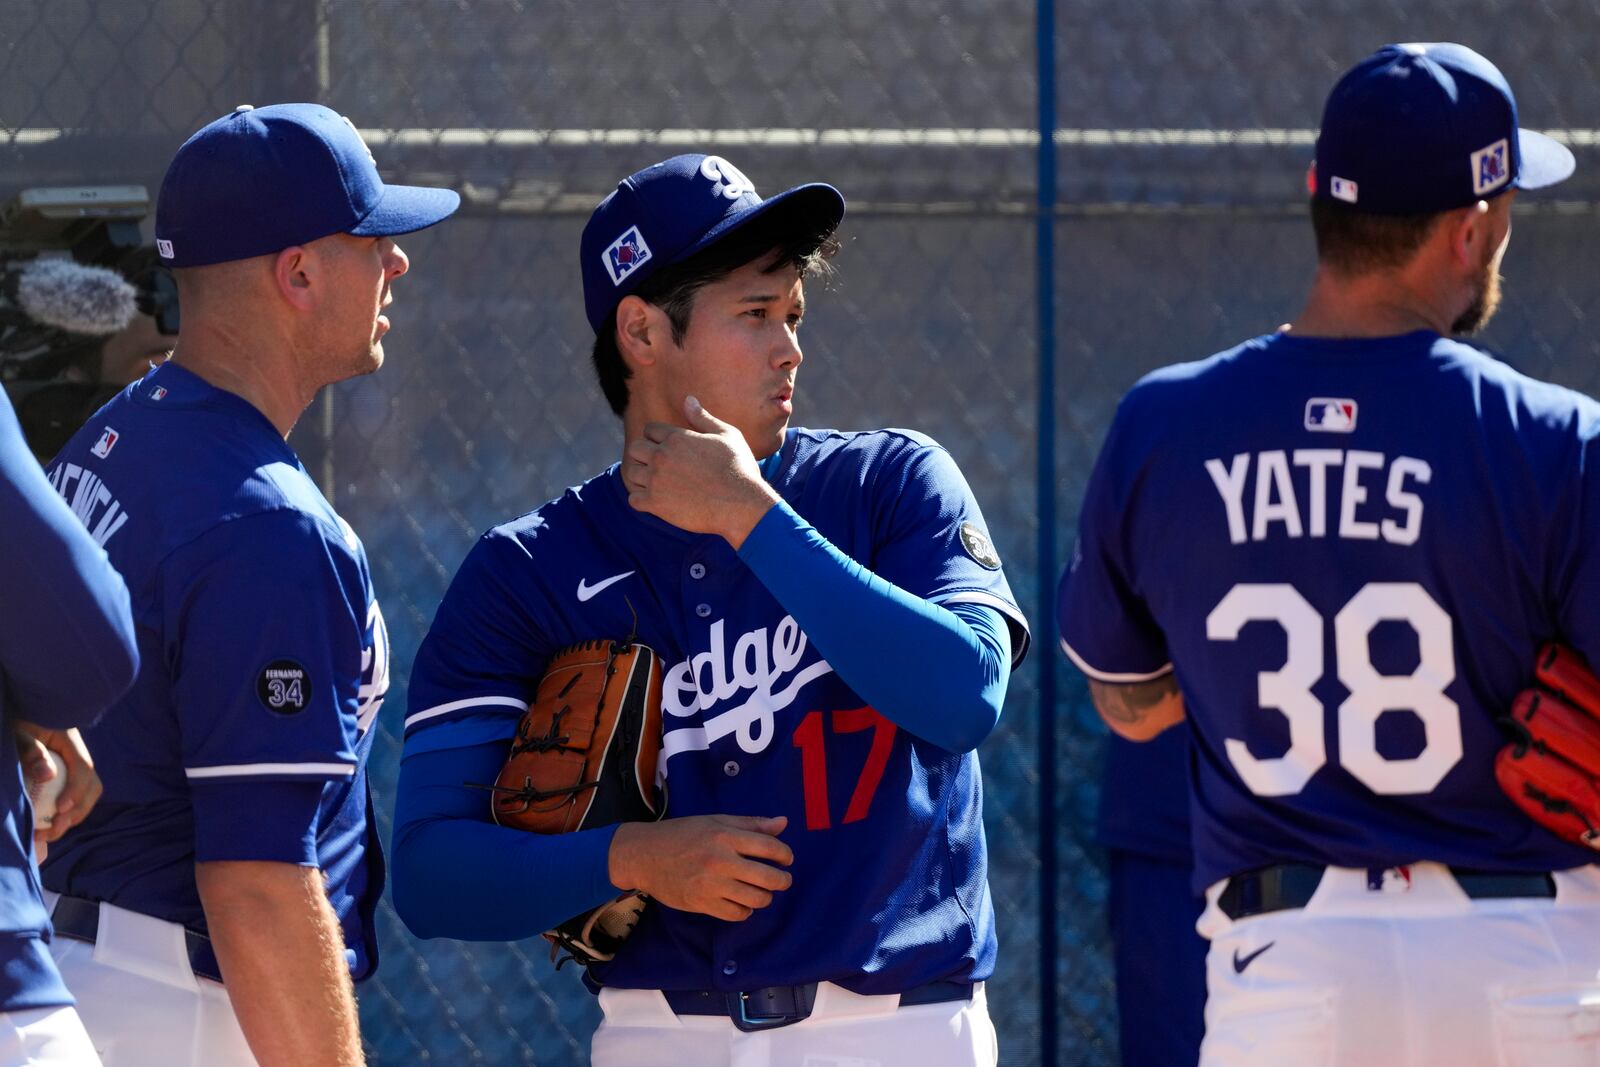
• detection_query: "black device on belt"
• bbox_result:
[662,979,973,1032]
[1218,863,1558,921]
[50,894,224,983]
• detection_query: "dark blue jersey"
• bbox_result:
[1059,331,1600,892]
[0,390,137,1012]
[40,362,390,979]
[406,427,1027,994]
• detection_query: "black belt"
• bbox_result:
[1219,863,1559,921]
[662,979,973,1032]
[50,894,223,983]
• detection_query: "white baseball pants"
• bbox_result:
[592,980,998,1067]
[42,894,254,1067]
[0,1005,99,1066]
[1198,862,1600,1067]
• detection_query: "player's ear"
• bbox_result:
[272,245,317,311]
[615,294,663,369]
[1447,200,1492,271]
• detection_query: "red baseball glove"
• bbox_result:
[1496,643,1600,850]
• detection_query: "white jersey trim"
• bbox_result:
[938,590,1032,667]
[185,761,356,779]
[404,694,528,731]
[1058,636,1175,684]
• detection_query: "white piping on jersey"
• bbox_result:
[939,591,1033,666]
[185,762,356,779]
[659,658,835,774]
[404,694,529,731]
[1057,636,1175,684]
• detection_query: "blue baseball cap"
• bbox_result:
[156,103,460,268]
[1311,43,1574,215]
[580,153,845,333]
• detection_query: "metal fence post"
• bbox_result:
[1035,0,1059,1062]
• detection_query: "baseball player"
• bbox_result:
[1058,43,1600,1066]
[0,385,136,1065]
[391,153,1030,1066]
[39,104,458,1065]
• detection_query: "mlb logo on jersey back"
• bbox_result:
[1366,866,1413,894]
[1472,138,1510,196]
[1304,398,1357,432]
[603,226,652,286]
[90,427,119,458]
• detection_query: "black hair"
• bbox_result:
[1309,197,1443,275]
[590,212,840,417]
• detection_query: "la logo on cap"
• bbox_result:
[339,115,376,165]
[700,156,756,201]
[1472,138,1510,196]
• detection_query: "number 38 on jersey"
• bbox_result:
[1206,581,1461,797]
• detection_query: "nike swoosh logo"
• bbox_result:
[1232,941,1275,974]
[576,571,635,602]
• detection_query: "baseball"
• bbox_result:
[28,749,66,829]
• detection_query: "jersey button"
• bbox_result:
[722,960,737,976]
[723,760,739,776]
[695,603,711,618]
[689,563,707,580]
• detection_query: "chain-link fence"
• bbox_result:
[4,2,1599,1064]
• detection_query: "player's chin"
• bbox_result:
[749,421,788,459]
[353,340,386,377]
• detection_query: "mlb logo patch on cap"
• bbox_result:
[1305,398,1357,432]
[1330,176,1359,204]
[603,226,652,286]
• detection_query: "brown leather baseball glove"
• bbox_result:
[490,638,667,968]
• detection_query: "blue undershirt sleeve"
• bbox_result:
[737,499,1011,752]
[390,739,622,942]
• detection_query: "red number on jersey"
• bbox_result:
[790,706,898,831]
